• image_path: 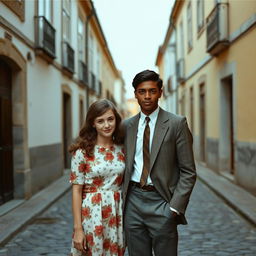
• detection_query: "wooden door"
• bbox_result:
[63,93,71,169]
[0,59,14,205]
[200,84,206,162]
[223,76,234,174]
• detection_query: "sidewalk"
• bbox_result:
[197,163,256,226]
[0,173,71,246]
[1,164,256,246]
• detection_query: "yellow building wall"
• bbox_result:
[229,0,256,35]
[226,29,256,141]
[158,55,165,82]
[181,25,256,142]
[180,61,220,139]
[102,56,116,98]
[126,98,140,118]
[172,0,256,193]
[178,0,256,142]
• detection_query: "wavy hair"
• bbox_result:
[69,99,123,156]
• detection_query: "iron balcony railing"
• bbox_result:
[206,3,229,55]
[78,61,88,85]
[35,16,56,59]
[62,41,74,73]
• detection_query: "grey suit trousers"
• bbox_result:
[124,184,178,256]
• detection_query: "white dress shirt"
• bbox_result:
[131,107,159,184]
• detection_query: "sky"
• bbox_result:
[92,0,175,99]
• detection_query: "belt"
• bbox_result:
[129,181,156,192]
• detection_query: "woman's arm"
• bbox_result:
[72,184,87,253]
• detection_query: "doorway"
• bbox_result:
[220,76,234,174]
[0,58,14,205]
[63,92,72,169]
[199,84,206,162]
[190,86,194,133]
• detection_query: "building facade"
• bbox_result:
[156,23,178,114]
[0,0,124,205]
[157,0,256,195]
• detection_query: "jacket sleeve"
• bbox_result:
[169,117,197,214]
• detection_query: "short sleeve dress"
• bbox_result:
[70,145,125,256]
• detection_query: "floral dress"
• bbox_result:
[70,145,125,256]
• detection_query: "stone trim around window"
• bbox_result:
[1,0,25,22]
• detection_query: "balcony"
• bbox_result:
[35,16,56,60]
[206,3,229,56]
[62,41,74,74]
[78,61,88,85]
[177,59,185,83]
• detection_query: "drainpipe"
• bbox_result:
[85,3,95,109]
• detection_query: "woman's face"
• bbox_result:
[93,109,116,139]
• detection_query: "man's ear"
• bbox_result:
[159,89,163,97]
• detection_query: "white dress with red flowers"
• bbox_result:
[70,145,125,256]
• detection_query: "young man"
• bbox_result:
[123,70,196,256]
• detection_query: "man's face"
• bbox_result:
[134,81,162,115]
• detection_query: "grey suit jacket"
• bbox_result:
[122,108,196,224]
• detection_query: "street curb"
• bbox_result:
[0,174,71,246]
[197,164,256,227]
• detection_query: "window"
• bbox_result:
[96,48,101,79]
[197,0,204,32]
[79,99,84,128]
[62,0,71,41]
[38,0,52,21]
[88,33,94,72]
[187,2,193,51]
[77,17,84,61]
[179,21,184,58]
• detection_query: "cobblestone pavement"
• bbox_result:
[0,180,255,256]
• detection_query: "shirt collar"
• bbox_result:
[140,107,160,124]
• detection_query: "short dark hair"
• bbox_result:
[132,70,163,90]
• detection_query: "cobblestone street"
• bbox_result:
[1,180,255,256]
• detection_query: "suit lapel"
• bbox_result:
[126,114,140,173]
[150,108,169,171]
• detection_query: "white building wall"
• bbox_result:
[0,0,88,150]
[0,0,35,40]
[27,58,62,147]
[0,0,120,199]
[161,32,178,114]
[71,85,87,138]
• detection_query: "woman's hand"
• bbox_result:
[73,228,87,253]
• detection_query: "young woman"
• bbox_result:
[69,99,125,256]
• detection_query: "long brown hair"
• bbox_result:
[69,99,123,156]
